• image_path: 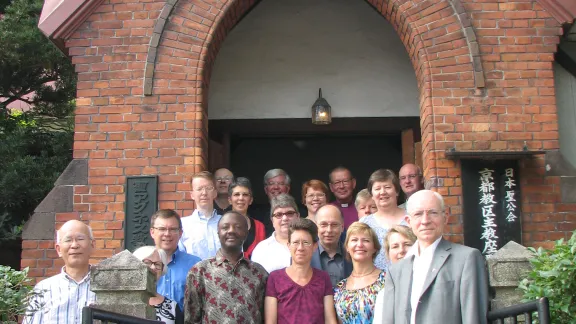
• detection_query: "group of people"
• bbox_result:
[25,164,490,324]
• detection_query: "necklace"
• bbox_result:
[350,267,377,278]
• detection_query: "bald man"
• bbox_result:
[310,205,352,287]
[398,164,424,210]
[25,220,97,324]
[214,168,234,215]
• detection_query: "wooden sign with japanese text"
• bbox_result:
[461,160,522,255]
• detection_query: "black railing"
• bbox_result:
[487,297,550,324]
[82,306,162,324]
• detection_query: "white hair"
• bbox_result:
[406,190,445,216]
[132,246,168,276]
[56,223,94,243]
[264,169,291,185]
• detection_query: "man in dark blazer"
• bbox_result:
[310,205,352,287]
[381,190,489,324]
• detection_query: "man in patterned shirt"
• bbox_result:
[25,220,97,324]
[184,210,269,323]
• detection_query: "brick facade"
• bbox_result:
[23,0,576,282]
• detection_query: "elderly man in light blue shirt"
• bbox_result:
[25,220,97,324]
[150,209,201,311]
[178,171,222,260]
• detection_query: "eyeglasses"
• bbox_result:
[305,193,326,200]
[399,174,421,181]
[216,177,233,183]
[266,181,287,187]
[290,240,313,247]
[331,179,353,187]
[60,235,89,245]
[193,186,215,193]
[318,222,341,229]
[152,227,180,234]
[232,192,251,198]
[272,211,298,219]
[411,209,443,220]
[143,260,164,269]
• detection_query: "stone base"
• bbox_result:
[93,304,156,320]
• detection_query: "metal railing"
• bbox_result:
[487,297,550,324]
[82,306,162,324]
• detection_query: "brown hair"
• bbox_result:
[344,222,382,261]
[191,171,215,187]
[288,218,319,243]
[150,209,182,229]
[383,225,417,259]
[301,179,330,204]
[367,169,400,195]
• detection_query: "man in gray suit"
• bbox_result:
[381,190,489,324]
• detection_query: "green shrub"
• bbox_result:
[0,266,40,323]
[518,231,576,323]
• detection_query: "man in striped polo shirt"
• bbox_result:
[25,220,97,324]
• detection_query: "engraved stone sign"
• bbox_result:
[461,160,522,255]
[125,176,158,251]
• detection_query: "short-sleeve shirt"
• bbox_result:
[266,268,333,324]
[360,215,408,272]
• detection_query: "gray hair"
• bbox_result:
[354,189,372,208]
[263,169,291,186]
[270,193,299,217]
[56,224,94,243]
[229,177,253,196]
[132,246,168,276]
[406,190,445,216]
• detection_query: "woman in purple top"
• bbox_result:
[265,218,338,324]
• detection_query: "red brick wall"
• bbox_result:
[21,0,576,282]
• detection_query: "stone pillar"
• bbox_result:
[90,250,156,319]
[486,241,534,310]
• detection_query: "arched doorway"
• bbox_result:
[207,0,421,204]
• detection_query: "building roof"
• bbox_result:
[38,0,576,52]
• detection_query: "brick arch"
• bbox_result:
[151,0,482,235]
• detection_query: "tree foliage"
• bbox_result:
[0,0,75,242]
[518,231,576,323]
[0,0,76,118]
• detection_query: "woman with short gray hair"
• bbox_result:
[251,194,300,273]
[133,246,183,324]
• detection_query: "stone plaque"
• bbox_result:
[125,176,158,251]
[461,160,522,256]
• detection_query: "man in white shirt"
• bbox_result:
[380,190,489,324]
[251,193,299,273]
[398,163,424,210]
[25,220,97,324]
[179,171,221,260]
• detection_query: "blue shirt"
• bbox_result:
[360,215,409,273]
[178,209,222,260]
[157,249,201,311]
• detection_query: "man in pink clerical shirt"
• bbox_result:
[328,166,358,229]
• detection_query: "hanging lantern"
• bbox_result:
[311,88,332,125]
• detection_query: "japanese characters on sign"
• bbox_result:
[461,160,522,255]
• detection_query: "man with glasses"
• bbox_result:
[329,166,358,229]
[151,209,201,311]
[310,205,352,287]
[398,163,424,210]
[251,193,299,273]
[179,171,221,260]
[214,168,234,215]
[25,220,96,324]
[185,211,268,323]
[380,190,489,324]
[250,168,305,236]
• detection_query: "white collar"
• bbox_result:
[406,237,442,259]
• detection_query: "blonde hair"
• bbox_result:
[383,225,417,259]
[344,222,382,262]
[132,246,168,276]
